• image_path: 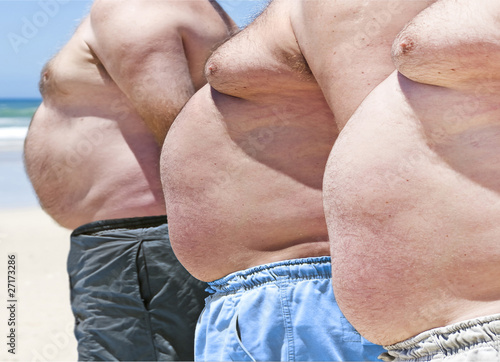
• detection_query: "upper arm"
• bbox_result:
[392,0,500,90]
[291,0,435,128]
[87,0,231,143]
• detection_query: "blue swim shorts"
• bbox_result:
[68,216,208,361]
[195,256,386,361]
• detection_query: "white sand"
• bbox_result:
[0,207,77,361]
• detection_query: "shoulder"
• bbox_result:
[89,0,230,40]
[87,0,233,67]
[89,0,180,46]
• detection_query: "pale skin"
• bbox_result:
[24,0,234,229]
[160,0,435,283]
[325,0,500,346]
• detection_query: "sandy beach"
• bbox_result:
[0,145,77,361]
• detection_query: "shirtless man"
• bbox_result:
[24,0,234,360]
[324,0,500,360]
[160,0,434,360]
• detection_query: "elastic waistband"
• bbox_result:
[382,314,500,360]
[207,257,331,295]
[71,215,167,236]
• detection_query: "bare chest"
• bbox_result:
[205,8,315,99]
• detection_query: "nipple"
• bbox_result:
[392,34,416,64]
[206,62,218,76]
[399,39,415,55]
[392,34,415,58]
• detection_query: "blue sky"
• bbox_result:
[0,0,268,99]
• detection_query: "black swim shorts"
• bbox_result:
[68,216,207,361]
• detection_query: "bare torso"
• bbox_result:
[160,0,433,281]
[25,18,164,229]
[25,1,232,229]
[162,1,334,281]
[325,0,500,345]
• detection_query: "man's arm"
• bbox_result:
[290,0,435,128]
[87,0,232,144]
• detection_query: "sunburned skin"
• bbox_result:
[325,0,500,346]
[160,0,435,282]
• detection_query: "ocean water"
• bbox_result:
[0,98,41,209]
[0,98,40,147]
